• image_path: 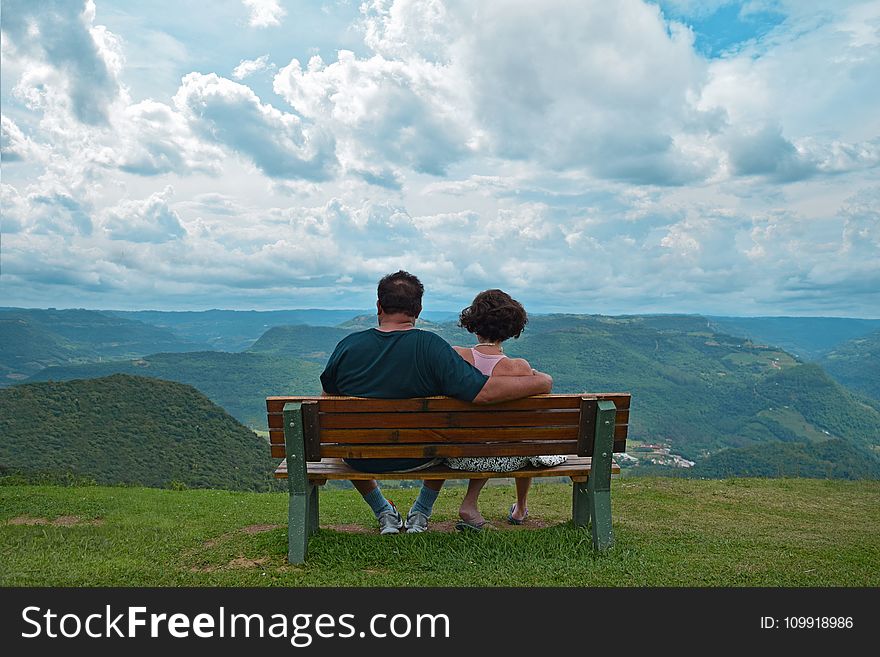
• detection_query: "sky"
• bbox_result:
[1,0,879,317]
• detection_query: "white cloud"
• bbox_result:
[104,100,225,176]
[2,0,123,125]
[274,50,473,177]
[242,0,286,28]
[232,55,272,80]
[1,115,39,162]
[100,187,187,243]
[174,72,338,181]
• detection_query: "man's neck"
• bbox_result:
[377,313,417,332]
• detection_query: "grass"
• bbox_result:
[1,477,878,587]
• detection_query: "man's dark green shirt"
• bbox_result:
[321,328,488,400]
[320,328,489,472]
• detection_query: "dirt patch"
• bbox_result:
[7,515,103,527]
[241,524,280,534]
[227,557,270,569]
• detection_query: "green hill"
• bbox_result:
[687,439,880,479]
[819,329,880,403]
[247,324,353,360]
[0,374,275,490]
[24,352,323,428]
[0,308,203,384]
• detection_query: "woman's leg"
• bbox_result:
[458,478,488,525]
[510,477,531,522]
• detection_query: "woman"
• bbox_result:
[447,289,566,530]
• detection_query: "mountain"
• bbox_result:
[494,315,880,466]
[819,330,880,404]
[108,309,366,351]
[109,309,459,351]
[247,324,354,360]
[0,374,275,490]
[707,316,880,360]
[19,313,880,479]
[0,308,204,384]
[25,351,323,428]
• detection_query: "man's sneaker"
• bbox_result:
[377,503,403,535]
[404,510,429,533]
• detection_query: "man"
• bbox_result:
[320,271,553,534]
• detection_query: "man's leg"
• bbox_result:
[405,480,443,533]
[352,479,402,534]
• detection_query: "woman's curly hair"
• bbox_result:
[458,289,528,342]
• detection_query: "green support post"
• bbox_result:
[284,402,311,563]
[308,483,319,537]
[572,480,591,528]
[587,400,616,551]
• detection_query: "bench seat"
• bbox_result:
[274,455,620,482]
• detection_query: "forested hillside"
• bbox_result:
[25,352,323,428]
[819,330,880,405]
[0,375,275,490]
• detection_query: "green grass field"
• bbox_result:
[2,477,878,587]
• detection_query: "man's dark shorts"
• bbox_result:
[344,457,439,473]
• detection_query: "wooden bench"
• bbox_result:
[266,393,631,563]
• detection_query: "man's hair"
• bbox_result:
[377,270,424,317]
[459,289,528,342]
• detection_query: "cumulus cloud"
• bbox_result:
[1,115,38,162]
[232,55,273,80]
[174,72,337,180]
[274,50,473,177]
[271,0,720,185]
[100,187,186,243]
[1,0,122,125]
[242,0,286,28]
[111,100,225,176]
[1,183,93,237]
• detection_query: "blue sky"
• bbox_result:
[1,0,878,317]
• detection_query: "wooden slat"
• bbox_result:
[321,441,578,459]
[273,456,621,480]
[266,393,631,414]
[318,409,581,429]
[270,425,627,451]
[320,426,579,443]
[275,439,626,459]
[268,407,630,429]
[267,407,629,429]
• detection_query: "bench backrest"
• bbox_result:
[266,394,630,462]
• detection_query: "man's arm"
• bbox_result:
[472,370,552,404]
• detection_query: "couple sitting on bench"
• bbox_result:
[320,270,565,534]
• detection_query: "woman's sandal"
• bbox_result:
[507,503,529,525]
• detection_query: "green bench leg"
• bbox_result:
[284,402,314,564]
[288,492,309,563]
[308,483,319,537]
[572,481,590,528]
[573,400,616,551]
